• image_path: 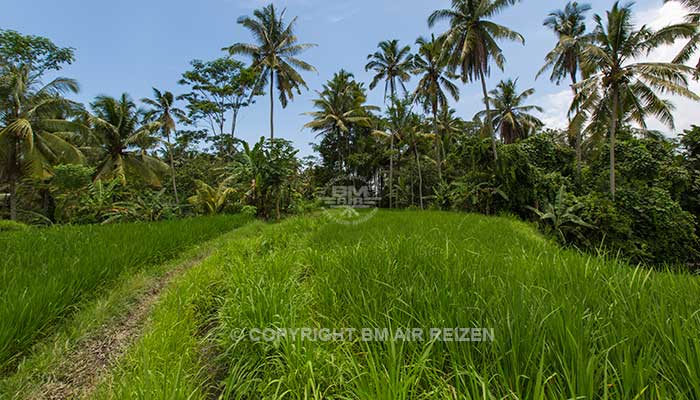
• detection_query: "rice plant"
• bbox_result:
[0,214,250,373]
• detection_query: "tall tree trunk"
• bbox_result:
[609,89,619,198]
[8,137,20,221]
[346,131,351,175]
[413,138,424,210]
[433,100,442,181]
[231,108,239,139]
[9,178,17,221]
[389,133,394,209]
[269,70,275,140]
[41,187,50,217]
[570,71,582,176]
[218,118,226,156]
[478,68,498,161]
[166,133,179,204]
[387,85,397,209]
[275,190,281,220]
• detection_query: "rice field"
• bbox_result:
[0,214,251,373]
[93,211,700,399]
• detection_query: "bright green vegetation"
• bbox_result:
[91,222,271,399]
[0,214,250,373]
[0,228,235,397]
[1,259,171,398]
[0,220,28,232]
[98,212,700,399]
[3,2,700,267]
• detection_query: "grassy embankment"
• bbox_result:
[93,211,700,399]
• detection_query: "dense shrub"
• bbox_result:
[575,187,699,265]
[616,186,698,265]
[0,220,29,232]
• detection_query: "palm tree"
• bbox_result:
[665,0,700,75]
[89,94,168,186]
[142,88,188,203]
[412,35,460,180]
[365,40,414,102]
[0,65,83,220]
[225,4,317,140]
[366,40,413,208]
[428,0,524,161]
[476,79,543,144]
[304,70,377,173]
[574,2,698,196]
[436,107,466,160]
[539,2,592,173]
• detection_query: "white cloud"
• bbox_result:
[537,89,573,130]
[635,1,699,135]
[635,0,687,29]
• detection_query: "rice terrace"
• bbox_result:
[3,0,700,398]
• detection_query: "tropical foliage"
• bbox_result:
[476,78,543,144]
[2,2,700,268]
[428,0,525,160]
[365,39,414,101]
[226,4,316,139]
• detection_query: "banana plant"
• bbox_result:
[528,186,593,243]
[187,179,233,215]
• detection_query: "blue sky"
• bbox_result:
[2,0,695,156]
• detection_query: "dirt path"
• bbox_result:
[31,250,214,400]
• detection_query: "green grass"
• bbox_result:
[95,211,700,399]
[91,221,272,399]
[0,214,251,373]
[0,226,245,399]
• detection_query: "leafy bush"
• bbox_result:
[240,205,257,218]
[51,164,95,191]
[520,131,574,174]
[0,220,29,232]
[616,186,698,265]
[576,187,698,265]
[103,189,180,223]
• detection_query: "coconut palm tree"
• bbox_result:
[412,34,460,180]
[89,94,168,186]
[477,79,543,144]
[365,40,414,102]
[0,65,83,220]
[142,88,188,203]
[366,40,413,208]
[539,1,592,173]
[665,0,700,75]
[574,2,698,196]
[428,0,524,161]
[304,70,377,173]
[225,4,317,140]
